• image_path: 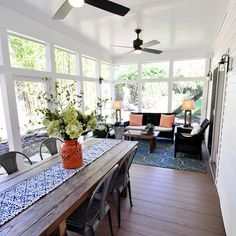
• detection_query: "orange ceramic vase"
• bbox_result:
[60,139,83,169]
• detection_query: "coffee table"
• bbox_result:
[123,130,160,153]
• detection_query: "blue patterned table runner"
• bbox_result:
[0,139,121,226]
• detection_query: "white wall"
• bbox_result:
[208,0,236,235]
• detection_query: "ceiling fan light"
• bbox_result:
[134,48,142,54]
[69,0,84,8]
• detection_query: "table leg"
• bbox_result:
[149,138,156,153]
[58,221,67,236]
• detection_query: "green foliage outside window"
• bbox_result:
[82,56,96,78]
[8,34,46,70]
[141,62,169,79]
[173,59,205,78]
[55,48,77,75]
[100,62,111,80]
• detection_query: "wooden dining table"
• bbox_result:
[0,138,138,236]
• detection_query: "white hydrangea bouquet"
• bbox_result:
[41,107,96,140]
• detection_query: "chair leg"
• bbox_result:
[84,226,94,236]
[107,209,114,236]
[127,181,133,207]
[113,189,121,228]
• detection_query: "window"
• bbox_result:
[82,56,96,78]
[15,80,47,135]
[56,79,79,108]
[141,82,168,112]
[100,62,111,80]
[101,83,112,122]
[83,81,97,113]
[113,64,138,80]
[8,34,46,71]
[54,47,77,75]
[141,62,169,79]
[0,83,8,142]
[173,59,206,78]
[172,81,203,123]
[115,83,138,121]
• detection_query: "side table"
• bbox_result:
[177,126,193,134]
[111,122,127,139]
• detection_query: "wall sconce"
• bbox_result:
[206,58,212,81]
[112,100,122,124]
[218,54,230,72]
[206,71,212,81]
[181,99,196,127]
[99,77,103,85]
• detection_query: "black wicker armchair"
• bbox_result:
[174,119,210,159]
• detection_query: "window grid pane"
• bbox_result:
[82,56,96,78]
[141,62,169,79]
[141,82,168,113]
[56,79,79,108]
[113,64,138,81]
[55,48,77,75]
[172,81,204,124]
[83,81,97,113]
[173,59,206,78]
[8,35,46,71]
[115,83,138,121]
[15,81,47,135]
[100,62,111,80]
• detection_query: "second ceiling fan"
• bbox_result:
[53,0,130,19]
[112,29,163,54]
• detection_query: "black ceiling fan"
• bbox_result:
[53,0,130,20]
[112,29,163,54]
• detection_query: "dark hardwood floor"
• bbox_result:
[68,150,226,236]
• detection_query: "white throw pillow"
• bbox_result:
[190,125,202,135]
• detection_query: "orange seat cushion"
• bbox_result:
[129,114,143,126]
[159,114,175,128]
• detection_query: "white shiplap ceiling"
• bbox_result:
[0,0,230,57]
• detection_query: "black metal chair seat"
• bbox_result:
[66,164,118,236]
[66,197,109,233]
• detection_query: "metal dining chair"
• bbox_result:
[39,137,63,160]
[66,164,118,236]
[110,147,138,228]
[0,151,32,175]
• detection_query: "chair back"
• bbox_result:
[110,147,137,191]
[39,137,63,160]
[200,119,210,134]
[0,151,32,175]
[84,164,118,223]
[123,147,137,184]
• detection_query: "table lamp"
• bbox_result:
[181,99,196,127]
[112,100,122,124]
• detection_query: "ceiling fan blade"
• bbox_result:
[142,40,160,48]
[53,0,73,20]
[112,45,133,49]
[143,48,163,54]
[125,50,134,54]
[85,0,130,16]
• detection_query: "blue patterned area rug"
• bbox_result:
[133,140,206,173]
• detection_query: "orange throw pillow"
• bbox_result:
[129,114,143,126]
[160,114,175,127]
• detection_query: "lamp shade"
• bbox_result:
[181,100,196,110]
[112,100,122,110]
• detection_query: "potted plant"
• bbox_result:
[40,106,96,169]
[144,123,155,134]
